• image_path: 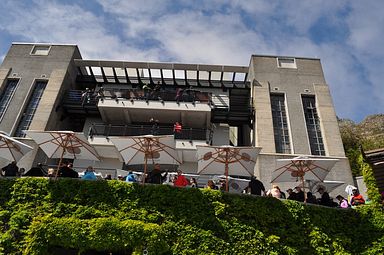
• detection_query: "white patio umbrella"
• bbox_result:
[25,131,100,176]
[345,184,357,196]
[271,155,339,198]
[299,180,345,193]
[0,131,33,163]
[212,175,250,193]
[110,135,181,184]
[196,145,261,192]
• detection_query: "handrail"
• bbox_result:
[88,123,209,141]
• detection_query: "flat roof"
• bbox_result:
[251,54,320,61]
[75,59,250,88]
[12,42,78,47]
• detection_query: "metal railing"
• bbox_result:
[88,123,209,141]
[99,87,212,104]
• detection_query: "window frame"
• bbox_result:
[301,95,325,156]
[270,93,292,154]
[14,80,48,137]
[30,45,51,56]
[0,79,20,122]
[277,57,297,69]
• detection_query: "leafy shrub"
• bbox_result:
[0,178,383,254]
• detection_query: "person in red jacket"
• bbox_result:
[173,122,182,134]
[350,189,365,206]
[173,170,189,187]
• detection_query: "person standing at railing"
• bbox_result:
[150,81,163,102]
[150,118,160,135]
[96,87,104,102]
[142,83,152,101]
[175,88,183,104]
[173,121,182,135]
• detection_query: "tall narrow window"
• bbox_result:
[271,94,291,153]
[14,81,47,137]
[302,95,325,155]
[0,79,18,121]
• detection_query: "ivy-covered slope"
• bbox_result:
[1,178,383,255]
[339,114,384,176]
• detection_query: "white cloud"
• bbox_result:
[0,0,163,61]
[0,0,382,121]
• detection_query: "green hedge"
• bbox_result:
[0,178,383,254]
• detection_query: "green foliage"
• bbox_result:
[24,216,168,255]
[357,154,381,204]
[339,116,384,177]
[0,178,383,254]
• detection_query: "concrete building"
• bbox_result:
[0,43,354,195]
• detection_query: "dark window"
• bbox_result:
[271,94,291,153]
[14,81,47,137]
[0,79,18,121]
[302,95,325,155]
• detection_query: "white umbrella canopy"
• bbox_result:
[196,145,262,191]
[271,156,339,183]
[299,180,345,193]
[110,135,181,183]
[26,131,100,161]
[345,184,357,196]
[271,155,339,198]
[212,175,250,193]
[26,131,100,177]
[0,132,33,163]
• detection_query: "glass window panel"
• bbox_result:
[103,67,114,76]
[186,70,197,80]
[211,71,221,81]
[114,67,125,77]
[150,69,161,78]
[126,68,137,77]
[0,79,18,121]
[174,70,185,79]
[270,94,291,154]
[199,71,209,80]
[162,69,173,79]
[138,69,150,78]
[234,72,246,81]
[91,66,102,75]
[222,72,234,81]
[302,95,325,156]
[15,81,47,137]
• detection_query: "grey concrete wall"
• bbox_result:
[0,43,82,170]
[212,124,229,145]
[0,68,11,92]
[0,44,81,134]
[248,55,354,199]
[249,56,345,157]
[314,84,345,157]
[252,81,275,153]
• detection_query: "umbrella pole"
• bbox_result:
[302,176,306,202]
[55,149,66,179]
[143,153,148,184]
[225,149,229,192]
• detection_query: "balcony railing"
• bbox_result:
[88,123,210,141]
[98,87,212,104]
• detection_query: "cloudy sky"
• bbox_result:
[0,0,383,122]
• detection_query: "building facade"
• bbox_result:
[0,43,354,194]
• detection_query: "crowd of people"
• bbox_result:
[243,176,366,208]
[1,161,370,208]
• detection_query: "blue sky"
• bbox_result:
[0,0,383,123]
